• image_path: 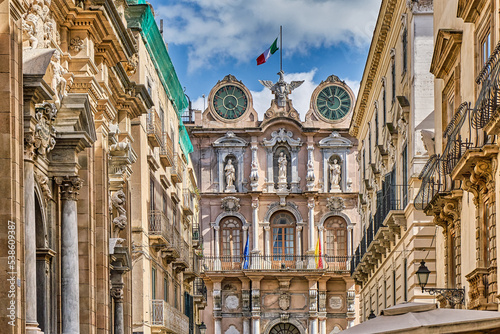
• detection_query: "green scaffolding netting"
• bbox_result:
[126,1,193,158]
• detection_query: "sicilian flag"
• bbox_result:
[256,37,279,65]
[315,238,323,269]
[242,235,250,269]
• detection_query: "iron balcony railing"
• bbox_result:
[147,108,163,147]
[159,132,174,167]
[353,184,409,273]
[151,299,189,333]
[181,109,195,124]
[171,154,184,184]
[193,277,207,300]
[182,189,194,216]
[201,255,352,272]
[148,210,172,245]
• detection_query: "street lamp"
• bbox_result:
[416,260,465,308]
[198,322,207,334]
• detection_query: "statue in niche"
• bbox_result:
[224,159,236,192]
[330,159,341,193]
[278,152,287,181]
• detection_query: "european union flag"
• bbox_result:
[242,235,250,269]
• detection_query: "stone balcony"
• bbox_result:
[148,210,172,248]
[201,254,353,273]
[159,132,174,167]
[147,108,162,148]
[150,299,189,334]
[182,188,194,216]
[171,154,183,184]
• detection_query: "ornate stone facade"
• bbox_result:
[187,72,360,333]
[0,0,201,333]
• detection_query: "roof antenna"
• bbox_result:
[160,19,164,38]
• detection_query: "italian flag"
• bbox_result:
[256,38,279,65]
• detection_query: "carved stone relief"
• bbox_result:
[329,296,343,310]
[225,295,239,310]
[221,196,241,212]
[327,197,345,213]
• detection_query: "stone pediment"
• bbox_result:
[318,131,352,148]
[430,29,463,79]
[213,131,248,147]
[457,0,487,24]
[262,128,302,148]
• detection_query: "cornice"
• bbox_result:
[430,29,463,79]
[457,0,488,24]
[349,0,398,138]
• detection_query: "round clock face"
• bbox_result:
[213,85,248,120]
[316,85,352,121]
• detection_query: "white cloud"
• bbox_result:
[155,0,380,72]
[191,69,360,122]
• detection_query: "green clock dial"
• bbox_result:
[213,85,248,120]
[316,85,352,121]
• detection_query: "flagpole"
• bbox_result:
[280,25,283,72]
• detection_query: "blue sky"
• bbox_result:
[149,0,381,119]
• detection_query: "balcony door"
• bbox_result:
[271,212,296,266]
[220,217,242,269]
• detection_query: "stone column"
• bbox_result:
[251,198,261,269]
[251,277,263,334]
[297,225,303,256]
[213,283,222,334]
[243,319,250,334]
[307,198,316,269]
[309,280,318,334]
[263,223,270,256]
[24,147,42,334]
[56,176,82,334]
[212,224,221,270]
[111,286,124,334]
[240,277,251,334]
[318,226,325,264]
[308,198,315,251]
[319,318,326,334]
[347,226,353,256]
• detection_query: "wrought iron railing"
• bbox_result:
[147,108,163,147]
[193,277,207,300]
[151,299,189,333]
[183,189,194,215]
[201,255,352,272]
[148,210,172,245]
[159,132,174,166]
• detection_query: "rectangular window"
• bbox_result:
[392,61,396,103]
[392,270,396,306]
[162,192,168,216]
[402,144,408,207]
[159,106,165,134]
[402,28,408,74]
[174,281,179,309]
[375,108,379,145]
[172,206,177,229]
[404,259,408,301]
[481,32,491,66]
[164,277,168,302]
[152,267,157,299]
[150,176,155,211]
[362,148,366,180]
[384,280,387,309]
[383,85,387,124]
[368,123,372,163]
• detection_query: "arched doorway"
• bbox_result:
[269,323,300,334]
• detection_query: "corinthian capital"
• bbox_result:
[55,176,82,201]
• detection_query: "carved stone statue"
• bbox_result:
[259,70,304,107]
[330,159,341,193]
[278,152,287,181]
[224,159,236,192]
[50,51,67,104]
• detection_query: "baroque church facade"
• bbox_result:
[186,72,361,334]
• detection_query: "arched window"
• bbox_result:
[325,216,347,257]
[220,218,242,268]
[269,323,300,334]
[271,212,295,258]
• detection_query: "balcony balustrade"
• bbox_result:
[148,210,172,247]
[182,189,194,216]
[150,299,189,334]
[171,154,183,184]
[201,255,352,272]
[147,109,163,148]
[352,185,409,283]
[184,252,201,280]
[159,132,174,167]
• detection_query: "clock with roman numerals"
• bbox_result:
[315,84,352,121]
[212,84,249,120]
